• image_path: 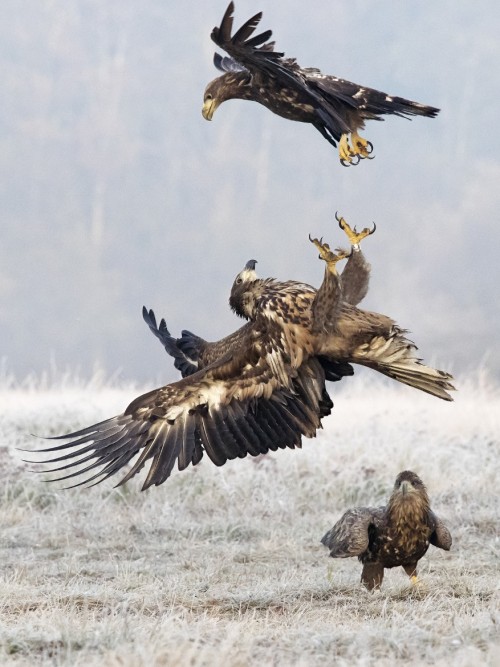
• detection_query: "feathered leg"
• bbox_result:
[337,212,375,306]
[309,234,349,333]
[403,562,420,587]
[361,563,384,590]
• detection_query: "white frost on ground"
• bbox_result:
[0,372,499,666]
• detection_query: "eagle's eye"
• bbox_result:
[236,277,243,285]
[205,93,213,101]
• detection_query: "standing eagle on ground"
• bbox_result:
[203,3,439,166]
[321,471,452,590]
[27,216,454,491]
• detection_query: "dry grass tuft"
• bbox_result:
[0,374,499,665]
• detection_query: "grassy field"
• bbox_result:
[1,371,499,666]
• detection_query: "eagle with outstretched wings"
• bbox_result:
[27,216,454,490]
[203,3,439,166]
[321,470,452,590]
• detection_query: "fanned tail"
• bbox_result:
[351,328,455,401]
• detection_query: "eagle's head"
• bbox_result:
[202,72,252,120]
[388,470,430,517]
[229,259,261,320]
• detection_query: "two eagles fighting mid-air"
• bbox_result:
[30,4,453,588]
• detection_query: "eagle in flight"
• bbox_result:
[203,3,439,166]
[29,216,454,490]
[321,470,452,590]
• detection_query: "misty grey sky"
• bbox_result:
[1,0,499,386]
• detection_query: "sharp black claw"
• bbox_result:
[340,159,351,167]
[351,155,360,166]
[366,141,374,154]
[369,222,376,235]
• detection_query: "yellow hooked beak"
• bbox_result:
[202,97,219,121]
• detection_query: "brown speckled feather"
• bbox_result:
[321,471,452,589]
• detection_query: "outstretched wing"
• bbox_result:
[28,328,329,491]
[143,307,257,379]
[429,511,452,551]
[321,507,385,557]
[211,3,356,138]
[144,306,354,384]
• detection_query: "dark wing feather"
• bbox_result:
[231,10,264,44]
[211,4,295,80]
[28,326,329,491]
[429,511,452,551]
[142,307,198,377]
[321,507,385,557]
[180,323,254,370]
[145,305,352,390]
[211,3,283,63]
[214,52,246,74]
[317,356,354,383]
[144,307,261,383]
[211,6,357,143]
[215,1,236,43]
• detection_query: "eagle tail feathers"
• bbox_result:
[352,331,454,400]
[364,94,439,119]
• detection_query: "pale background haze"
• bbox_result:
[1,0,499,385]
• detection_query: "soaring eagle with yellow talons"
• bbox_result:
[203,3,439,166]
[26,215,454,491]
[321,470,452,590]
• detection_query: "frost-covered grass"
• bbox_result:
[0,372,499,666]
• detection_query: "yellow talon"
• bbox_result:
[338,132,374,165]
[350,131,373,158]
[309,234,349,274]
[336,212,376,247]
